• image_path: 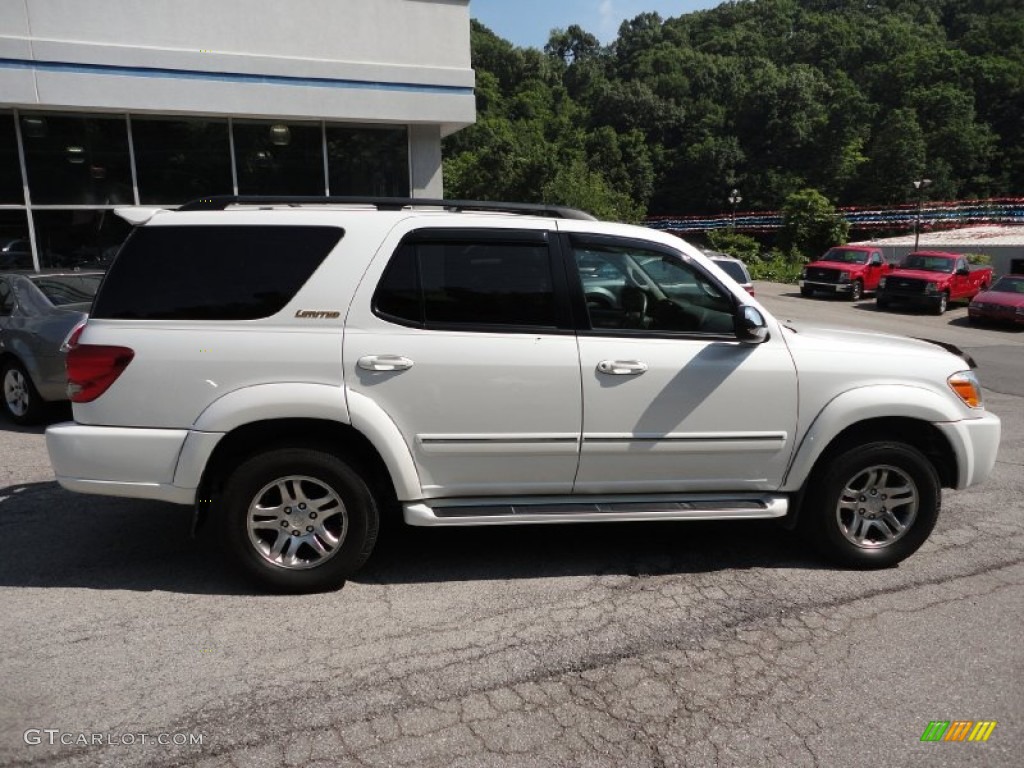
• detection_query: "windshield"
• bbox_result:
[902,254,955,273]
[29,274,102,306]
[991,276,1024,294]
[821,248,868,265]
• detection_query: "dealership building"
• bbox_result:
[0,0,476,271]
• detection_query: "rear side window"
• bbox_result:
[91,225,342,320]
[374,234,558,329]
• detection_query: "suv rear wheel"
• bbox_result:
[221,447,379,593]
[801,441,940,568]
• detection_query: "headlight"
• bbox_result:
[925,282,939,294]
[948,371,983,409]
[838,273,850,282]
[800,269,807,279]
[878,277,887,289]
[1016,306,1024,316]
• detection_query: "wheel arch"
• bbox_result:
[781,384,966,524]
[195,416,415,528]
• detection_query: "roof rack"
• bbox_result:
[177,195,598,221]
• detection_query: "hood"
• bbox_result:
[973,288,1024,308]
[886,269,950,281]
[781,321,972,371]
[806,260,863,272]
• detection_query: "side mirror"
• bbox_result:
[734,305,769,344]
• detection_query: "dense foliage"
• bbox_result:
[444,0,1024,226]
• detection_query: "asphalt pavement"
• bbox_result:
[0,283,1021,768]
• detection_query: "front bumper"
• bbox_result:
[877,290,943,308]
[800,279,854,294]
[936,412,1001,490]
[968,304,1024,326]
[46,423,223,505]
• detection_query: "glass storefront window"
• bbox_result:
[132,117,232,204]
[20,113,133,205]
[0,112,24,203]
[31,210,131,270]
[0,211,32,269]
[327,125,409,197]
[233,121,324,196]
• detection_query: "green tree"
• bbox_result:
[780,189,850,258]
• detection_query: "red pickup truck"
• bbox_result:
[876,251,993,315]
[799,245,894,301]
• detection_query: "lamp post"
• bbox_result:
[912,178,932,251]
[728,188,742,231]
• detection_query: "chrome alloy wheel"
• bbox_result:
[3,367,29,418]
[836,464,919,548]
[246,475,348,570]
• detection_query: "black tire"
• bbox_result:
[1,359,46,425]
[220,447,379,593]
[800,287,813,297]
[800,441,940,569]
[848,279,863,302]
[933,291,949,315]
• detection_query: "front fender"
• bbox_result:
[782,384,965,491]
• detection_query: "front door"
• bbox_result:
[567,234,799,494]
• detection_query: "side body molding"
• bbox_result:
[782,384,965,491]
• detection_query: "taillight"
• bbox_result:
[65,328,134,403]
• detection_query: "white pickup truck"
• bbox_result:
[46,197,1001,592]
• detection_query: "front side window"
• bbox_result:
[374,235,558,329]
[573,240,735,334]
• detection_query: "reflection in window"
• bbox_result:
[31,210,131,270]
[327,125,409,197]
[20,113,133,205]
[30,274,102,306]
[0,112,23,203]
[234,121,324,195]
[133,118,232,204]
[0,211,32,270]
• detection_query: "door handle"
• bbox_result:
[597,360,648,376]
[358,355,414,372]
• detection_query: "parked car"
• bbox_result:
[709,254,755,296]
[799,245,894,301]
[0,237,33,270]
[876,251,993,314]
[968,274,1024,327]
[46,196,1000,593]
[0,270,103,424]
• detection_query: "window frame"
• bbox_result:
[371,228,575,334]
[562,233,741,340]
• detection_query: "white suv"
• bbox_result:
[46,197,1001,593]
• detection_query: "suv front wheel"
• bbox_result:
[221,447,379,593]
[801,441,940,568]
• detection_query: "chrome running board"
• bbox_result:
[403,493,789,527]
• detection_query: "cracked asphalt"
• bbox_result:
[1,283,1021,767]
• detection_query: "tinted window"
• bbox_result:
[327,125,409,197]
[132,118,233,204]
[92,225,342,320]
[373,238,557,328]
[573,240,735,334]
[713,260,749,284]
[233,121,325,196]
[29,274,102,306]
[0,112,23,203]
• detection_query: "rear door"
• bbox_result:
[344,223,583,498]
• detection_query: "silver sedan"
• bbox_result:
[0,271,103,424]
